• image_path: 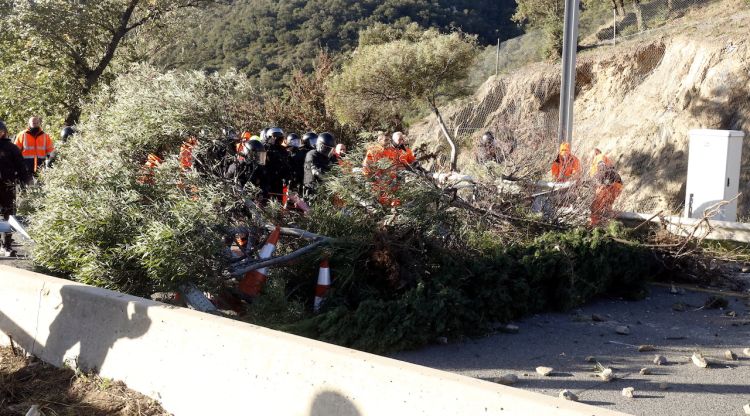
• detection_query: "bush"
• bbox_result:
[25,66,252,296]
[249,165,659,353]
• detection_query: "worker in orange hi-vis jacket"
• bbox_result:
[179,137,199,170]
[589,150,623,226]
[550,141,580,182]
[15,116,55,174]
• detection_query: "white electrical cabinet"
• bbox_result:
[684,129,744,222]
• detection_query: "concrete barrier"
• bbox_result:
[0,266,630,416]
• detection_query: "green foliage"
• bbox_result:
[327,29,479,131]
[512,0,565,57]
[155,0,520,92]
[25,67,251,296]
[244,165,659,354]
[0,0,210,126]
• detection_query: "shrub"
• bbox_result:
[25,66,251,296]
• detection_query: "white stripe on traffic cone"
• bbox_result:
[313,258,331,312]
[239,226,281,297]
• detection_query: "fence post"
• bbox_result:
[495,38,500,77]
[613,8,617,46]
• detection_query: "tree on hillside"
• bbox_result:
[512,0,565,58]
[327,29,478,172]
[0,0,212,127]
[156,0,517,93]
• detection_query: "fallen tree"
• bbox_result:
[22,62,676,355]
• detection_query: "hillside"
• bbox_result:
[156,0,520,91]
[410,0,750,217]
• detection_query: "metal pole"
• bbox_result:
[495,38,500,77]
[613,8,617,46]
[558,0,581,143]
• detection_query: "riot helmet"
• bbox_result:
[302,132,318,149]
[265,127,285,147]
[61,126,76,142]
[241,139,267,166]
[285,133,301,149]
[316,132,336,157]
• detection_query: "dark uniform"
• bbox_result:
[263,145,291,202]
[303,149,333,198]
[289,147,307,195]
[225,159,264,190]
[0,123,32,254]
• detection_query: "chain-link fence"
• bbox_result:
[412,0,750,223]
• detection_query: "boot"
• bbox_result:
[1,234,16,257]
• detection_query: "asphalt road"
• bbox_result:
[392,284,750,416]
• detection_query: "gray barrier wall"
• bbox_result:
[0,266,630,416]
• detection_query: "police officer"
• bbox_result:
[0,121,32,256]
[303,132,335,199]
[263,127,291,202]
[285,133,307,195]
[226,139,267,190]
[301,132,318,151]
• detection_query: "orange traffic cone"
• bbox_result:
[313,259,331,312]
[238,226,281,297]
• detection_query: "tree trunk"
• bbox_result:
[632,0,646,32]
[64,106,82,127]
[431,103,458,172]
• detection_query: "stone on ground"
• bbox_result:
[536,366,554,376]
[638,344,656,352]
[559,390,578,401]
[622,387,635,398]
[615,325,630,335]
[653,355,668,365]
[691,353,709,368]
[496,374,518,385]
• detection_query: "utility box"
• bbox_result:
[684,129,744,222]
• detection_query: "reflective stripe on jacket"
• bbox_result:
[15,130,55,160]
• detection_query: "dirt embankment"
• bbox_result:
[411,0,750,216]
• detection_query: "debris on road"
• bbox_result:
[559,390,578,401]
[691,353,709,368]
[639,367,652,375]
[495,374,518,385]
[743,348,750,357]
[743,403,750,415]
[615,325,630,335]
[622,387,635,398]
[598,367,615,382]
[536,366,554,376]
[724,350,737,360]
[653,355,668,365]
[638,344,656,352]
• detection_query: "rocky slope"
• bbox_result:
[410,0,750,217]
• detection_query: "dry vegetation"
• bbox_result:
[0,346,169,416]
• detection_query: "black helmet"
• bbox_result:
[302,132,317,149]
[285,133,301,148]
[61,126,75,141]
[265,127,284,146]
[480,131,494,145]
[316,132,336,156]
[241,139,267,165]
